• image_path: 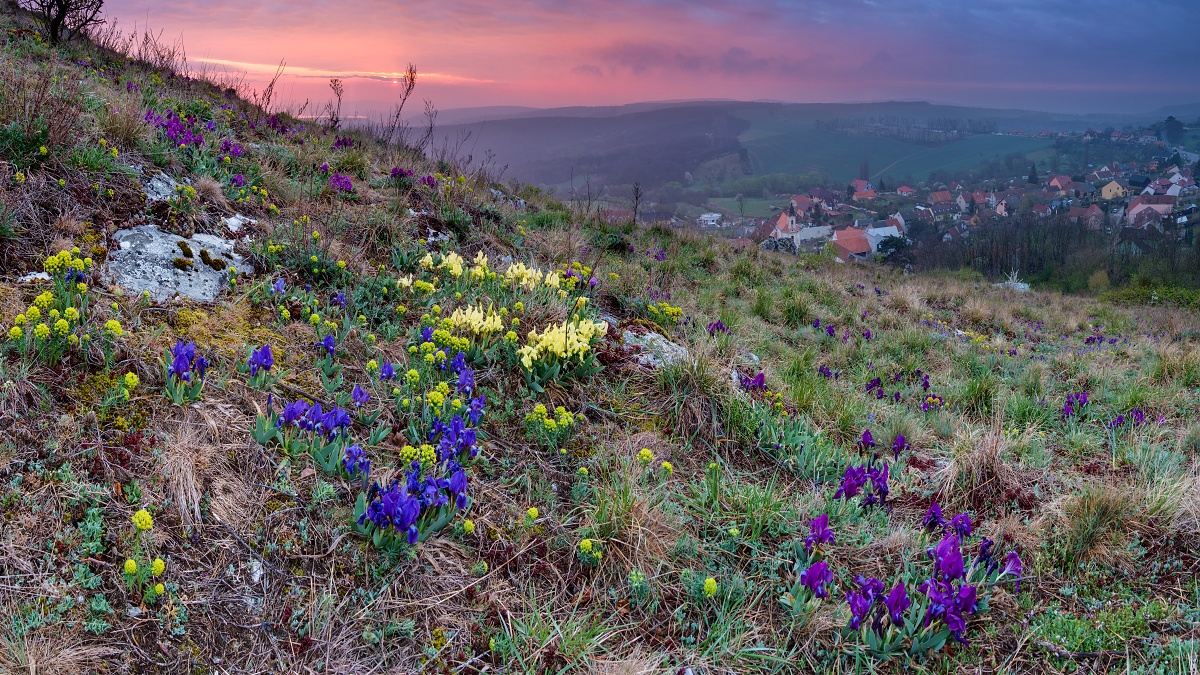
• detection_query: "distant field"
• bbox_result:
[707,197,785,218]
[737,107,1054,183]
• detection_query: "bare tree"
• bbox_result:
[325,78,344,130]
[20,0,105,44]
[377,64,418,146]
[631,182,644,225]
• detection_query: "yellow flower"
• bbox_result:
[462,519,475,535]
[7,326,21,340]
[14,314,26,326]
[661,461,673,476]
[131,509,154,531]
[703,577,718,598]
[64,307,80,322]
[105,319,123,337]
[124,559,137,575]
[637,448,653,464]
[309,313,320,325]
[53,319,69,335]
[151,558,165,576]
[405,369,420,384]
[312,230,320,239]
[337,260,346,270]
[526,507,539,521]
[154,583,165,595]
[34,323,50,340]
[39,145,48,155]
[26,306,40,321]
[577,466,589,477]
[14,172,25,184]
[579,538,593,553]
[124,372,139,389]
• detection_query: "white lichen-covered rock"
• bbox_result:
[106,225,252,302]
[623,330,689,368]
[143,171,180,203]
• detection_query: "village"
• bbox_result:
[681,134,1200,263]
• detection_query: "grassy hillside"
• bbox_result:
[434,100,1139,192]
[3,12,1200,674]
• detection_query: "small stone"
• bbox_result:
[622,331,688,369]
[107,225,252,302]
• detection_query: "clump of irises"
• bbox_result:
[240,343,282,389]
[781,503,1024,660]
[255,397,358,476]
[162,340,209,404]
[1062,391,1089,419]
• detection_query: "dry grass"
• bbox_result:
[935,425,1026,514]
[0,631,120,675]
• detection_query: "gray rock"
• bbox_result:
[622,330,688,368]
[107,225,253,302]
[143,171,180,203]
[17,272,51,283]
[222,213,256,234]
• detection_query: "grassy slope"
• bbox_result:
[2,15,1200,675]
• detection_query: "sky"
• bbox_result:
[104,0,1200,117]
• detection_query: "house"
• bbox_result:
[931,202,959,220]
[1031,204,1051,218]
[896,185,916,197]
[809,187,839,205]
[864,225,902,253]
[1049,175,1073,190]
[790,195,814,214]
[853,189,877,202]
[930,190,954,204]
[831,227,871,261]
[1128,174,1151,189]
[850,179,873,193]
[1068,204,1105,230]
[698,212,722,227]
[1101,180,1127,200]
[1126,194,1175,225]
[956,193,973,213]
[1116,227,1163,255]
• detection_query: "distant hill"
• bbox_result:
[432,100,1174,190]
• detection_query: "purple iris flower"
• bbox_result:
[420,175,437,188]
[248,344,274,376]
[740,372,766,391]
[931,534,965,581]
[1130,409,1145,426]
[447,352,467,374]
[420,325,434,344]
[846,590,872,630]
[329,173,354,192]
[467,394,486,426]
[868,463,889,502]
[457,367,475,394]
[343,444,369,477]
[803,513,835,553]
[447,468,468,509]
[706,320,729,335]
[351,384,370,408]
[923,502,946,531]
[825,325,836,337]
[834,465,868,499]
[884,583,910,625]
[231,173,245,188]
[800,561,832,599]
[891,434,908,459]
[1107,414,1125,429]
[317,334,336,357]
[379,361,395,381]
[951,513,972,537]
[1001,551,1023,592]
[865,377,882,394]
[588,276,599,287]
[168,341,202,381]
[271,278,285,295]
[332,292,345,307]
[862,329,872,341]
[813,318,821,329]
[859,429,875,452]
[857,576,885,603]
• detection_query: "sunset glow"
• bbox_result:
[103,0,1199,116]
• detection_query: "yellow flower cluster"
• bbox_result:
[43,249,90,275]
[525,403,575,432]
[646,301,683,325]
[400,444,438,467]
[447,305,504,337]
[151,557,165,577]
[517,318,608,370]
[469,252,490,281]
[132,509,154,531]
[703,577,718,598]
[637,448,654,464]
[503,262,566,292]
